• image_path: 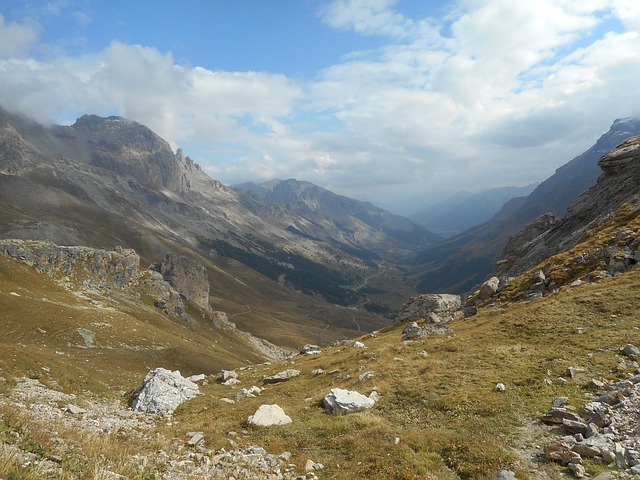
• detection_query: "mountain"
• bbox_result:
[3,134,640,478]
[496,134,640,280]
[0,107,390,345]
[409,184,538,237]
[234,178,442,252]
[411,117,640,294]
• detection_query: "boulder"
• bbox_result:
[622,343,640,358]
[478,276,500,300]
[130,367,199,414]
[323,388,376,414]
[263,369,300,384]
[395,293,462,325]
[401,322,454,341]
[248,404,292,426]
[492,471,517,480]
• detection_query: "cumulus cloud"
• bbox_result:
[1,1,640,214]
[0,14,39,57]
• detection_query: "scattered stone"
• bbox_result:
[66,404,86,415]
[418,350,429,357]
[248,404,292,427]
[187,374,206,383]
[323,388,376,414]
[305,459,324,472]
[495,383,506,392]
[186,431,204,446]
[223,378,241,386]
[544,442,582,465]
[562,419,588,435]
[492,470,517,480]
[556,377,568,385]
[310,369,325,376]
[622,343,640,359]
[300,344,322,355]
[130,368,199,414]
[542,408,582,425]
[263,369,300,384]
[358,371,374,382]
[590,378,606,388]
[568,462,586,478]
[220,370,238,382]
[353,341,366,348]
[552,397,569,407]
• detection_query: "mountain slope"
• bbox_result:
[0,107,389,344]
[411,117,640,294]
[235,178,442,254]
[410,184,537,237]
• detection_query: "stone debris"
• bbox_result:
[541,361,640,477]
[248,404,293,427]
[323,388,377,414]
[1,377,303,479]
[130,367,200,414]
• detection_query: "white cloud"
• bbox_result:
[0,14,39,57]
[318,0,414,38]
[1,1,640,214]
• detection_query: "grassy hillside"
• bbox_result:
[2,249,639,478]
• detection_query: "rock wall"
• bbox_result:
[155,253,211,311]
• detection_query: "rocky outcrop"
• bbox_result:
[495,136,640,279]
[0,239,141,288]
[153,253,211,311]
[395,293,462,325]
[130,368,200,414]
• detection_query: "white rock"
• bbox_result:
[130,367,199,414]
[323,388,376,414]
[495,383,506,392]
[248,404,292,426]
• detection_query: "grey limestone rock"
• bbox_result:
[130,367,199,414]
[247,404,292,426]
[323,388,376,414]
[395,293,462,325]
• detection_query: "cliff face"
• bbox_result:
[496,136,640,278]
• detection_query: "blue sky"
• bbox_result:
[1,1,639,214]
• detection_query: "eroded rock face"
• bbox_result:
[494,135,640,279]
[130,368,200,414]
[395,293,462,325]
[156,253,210,311]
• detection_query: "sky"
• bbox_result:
[0,0,639,215]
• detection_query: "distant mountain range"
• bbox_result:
[409,184,538,238]
[410,117,640,294]
[234,178,442,250]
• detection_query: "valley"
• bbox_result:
[1,107,640,479]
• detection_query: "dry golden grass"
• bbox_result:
[169,267,640,479]
[2,223,640,478]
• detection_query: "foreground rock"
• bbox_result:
[248,404,293,426]
[323,388,377,414]
[130,368,200,414]
[395,293,462,325]
[541,362,640,477]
